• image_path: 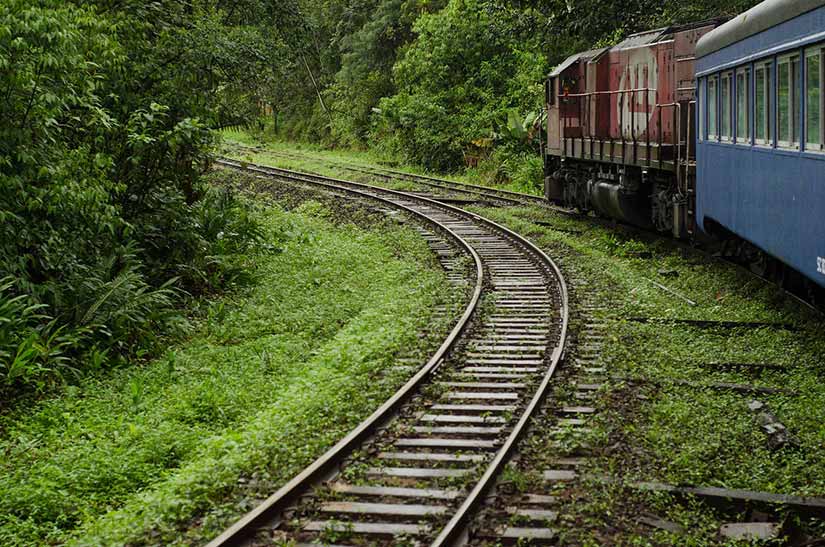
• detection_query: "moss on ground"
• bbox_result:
[0,179,457,546]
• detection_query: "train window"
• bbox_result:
[755,62,772,144]
[736,68,751,143]
[708,76,718,139]
[778,54,801,147]
[720,72,732,140]
[806,49,822,149]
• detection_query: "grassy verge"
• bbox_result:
[0,172,458,546]
[469,205,825,544]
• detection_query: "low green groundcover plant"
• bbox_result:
[0,196,452,546]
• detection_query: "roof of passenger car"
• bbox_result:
[696,0,825,58]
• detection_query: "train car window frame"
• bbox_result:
[736,67,751,144]
[708,75,718,140]
[720,71,733,141]
[754,61,772,145]
[777,53,801,149]
[805,47,823,151]
[698,77,705,141]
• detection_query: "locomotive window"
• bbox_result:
[806,49,822,149]
[736,68,751,143]
[755,63,772,145]
[708,76,718,139]
[720,72,732,140]
[778,54,801,147]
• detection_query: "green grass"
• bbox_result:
[213,139,825,543]
[0,186,456,546]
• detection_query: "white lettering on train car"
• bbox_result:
[617,49,658,140]
[818,257,825,275]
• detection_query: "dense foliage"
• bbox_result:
[265,0,761,173]
[0,1,279,393]
[373,0,548,170]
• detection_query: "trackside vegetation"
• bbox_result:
[471,205,825,544]
[0,1,287,393]
[6,0,824,545]
[0,178,459,545]
[260,0,762,178]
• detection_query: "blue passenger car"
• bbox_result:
[695,0,825,289]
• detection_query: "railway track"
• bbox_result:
[227,145,824,313]
[209,159,569,546]
[465,261,613,545]
[236,147,552,209]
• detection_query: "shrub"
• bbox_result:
[371,0,548,171]
[0,1,268,394]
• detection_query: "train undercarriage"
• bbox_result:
[545,156,694,239]
[545,156,825,310]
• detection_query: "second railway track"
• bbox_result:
[233,147,551,209]
[209,159,569,546]
[227,145,823,312]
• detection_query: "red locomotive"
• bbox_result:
[544,21,721,238]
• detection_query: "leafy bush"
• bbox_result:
[466,146,544,194]
[0,278,86,391]
[0,1,270,394]
[372,0,548,171]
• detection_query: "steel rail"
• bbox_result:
[431,212,568,547]
[231,150,821,314]
[246,147,550,207]
[207,159,485,547]
[210,158,570,547]
[273,153,529,207]
[359,164,548,206]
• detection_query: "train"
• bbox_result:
[543,0,825,303]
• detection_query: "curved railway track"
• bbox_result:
[237,147,822,313]
[209,159,569,546]
[238,148,552,209]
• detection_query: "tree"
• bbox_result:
[374,0,548,169]
[0,0,273,390]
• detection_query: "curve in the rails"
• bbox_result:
[237,148,821,312]
[209,159,569,547]
[234,147,550,208]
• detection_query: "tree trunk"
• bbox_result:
[301,54,333,125]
